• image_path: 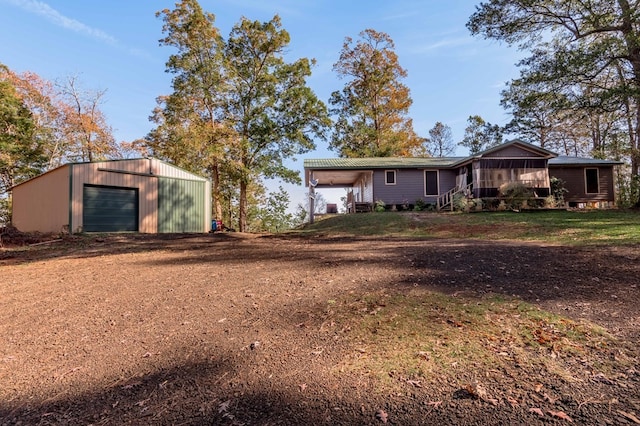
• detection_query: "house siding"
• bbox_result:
[484,145,543,158]
[371,169,457,205]
[358,172,374,203]
[438,170,457,197]
[12,166,70,233]
[373,169,422,205]
[549,166,616,203]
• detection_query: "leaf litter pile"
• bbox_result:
[1,232,639,425]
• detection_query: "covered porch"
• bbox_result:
[305,167,374,223]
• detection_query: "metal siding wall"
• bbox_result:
[12,166,71,233]
[204,180,212,232]
[152,159,209,181]
[70,163,158,233]
[158,178,206,233]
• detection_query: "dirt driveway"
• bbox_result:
[1,233,639,425]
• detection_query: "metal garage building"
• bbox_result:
[11,158,211,234]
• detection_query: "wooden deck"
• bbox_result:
[347,202,373,213]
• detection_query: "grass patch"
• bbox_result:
[298,212,410,236]
[298,210,640,245]
[331,289,625,393]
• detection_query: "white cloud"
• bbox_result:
[5,0,117,44]
[410,36,474,54]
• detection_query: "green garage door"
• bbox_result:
[83,185,138,232]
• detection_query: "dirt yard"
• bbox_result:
[1,232,639,425]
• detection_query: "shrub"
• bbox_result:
[471,198,484,211]
[550,177,568,206]
[414,198,427,211]
[0,198,10,226]
[453,193,470,212]
[374,200,386,212]
[498,182,535,210]
[543,195,558,208]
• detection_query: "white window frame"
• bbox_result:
[385,170,397,186]
[424,170,439,196]
[585,168,600,194]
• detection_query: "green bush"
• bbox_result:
[471,198,484,211]
[0,198,11,226]
[374,200,386,212]
[453,193,470,212]
[498,182,535,210]
[550,177,568,206]
[616,172,640,208]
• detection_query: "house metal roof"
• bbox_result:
[304,140,623,172]
[303,157,467,169]
[549,156,624,166]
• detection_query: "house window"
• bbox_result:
[385,170,396,185]
[585,168,599,194]
[425,170,439,196]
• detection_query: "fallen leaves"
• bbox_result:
[446,318,464,328]
[548,410,573,422]
[529,407,544,417]
[55,366,82,381]
[528,408,573,422]
[618,410,640,424]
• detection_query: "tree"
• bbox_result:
[223,15,330,232]
[468,0,640,204]
[459,115,503,154]
[426,122,455,157]
[58,75,119,162]
[1,67,118,169]
[149,5,329,232]
[329,29,425,157]
[292,202,307,226]
[150,0,229,221]
[0,71,45,222]
[307,191,327,214]
[1,68,67,169]
[251,186,293,233]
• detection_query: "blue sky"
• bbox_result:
[0,0,523,210]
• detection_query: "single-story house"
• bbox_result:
[11,158,212,234]
[304,140,622,216]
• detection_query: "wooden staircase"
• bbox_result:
[437,184,473,211]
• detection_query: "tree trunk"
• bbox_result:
[209,163,223,220]
[618,0,640,206]
[239,180,247,232]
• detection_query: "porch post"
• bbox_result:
[309,171,316,224]
[309,185,315,224]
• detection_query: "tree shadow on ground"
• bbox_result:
[2,234,639,425]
